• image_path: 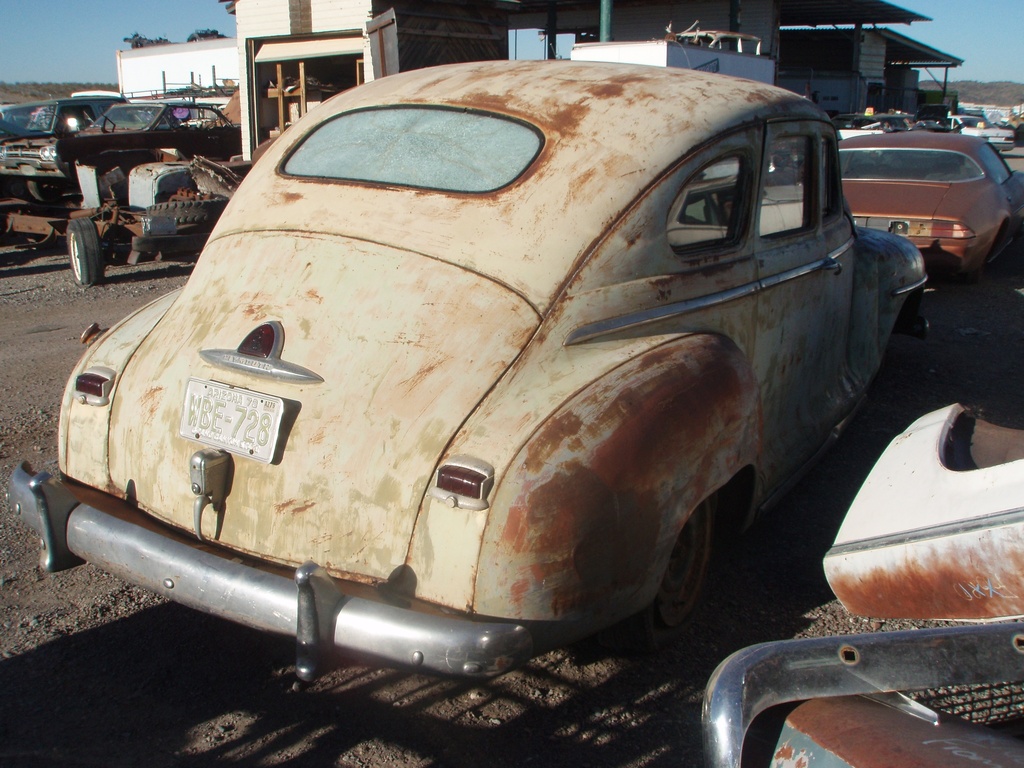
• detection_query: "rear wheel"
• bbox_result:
[67,218,105,287]
[599,495,716,651]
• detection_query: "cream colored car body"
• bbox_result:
[17,60,924,675]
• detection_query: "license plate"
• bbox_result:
[179,378,284,463]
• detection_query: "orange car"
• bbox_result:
[840,131,1024,281]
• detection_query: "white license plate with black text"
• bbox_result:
[179,378,284,463]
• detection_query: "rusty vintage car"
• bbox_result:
[704,406,1024,767]
[8,60,925,680]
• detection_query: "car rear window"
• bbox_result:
[282,106,543,193]
[840,148,983,182]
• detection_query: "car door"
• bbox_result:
[752,119,856,498]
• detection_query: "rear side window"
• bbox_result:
[282,106,543,193]
[667,154,748,253]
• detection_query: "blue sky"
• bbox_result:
[0,0,1019,84]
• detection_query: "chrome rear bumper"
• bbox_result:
[8,462,532,680]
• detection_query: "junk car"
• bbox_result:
[8,60,925,680]
[704,405,1024,767]
[0,94,126,200]
[840,131,1024,282]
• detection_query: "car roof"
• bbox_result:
[839,131,989,156]
[223,60,826,310]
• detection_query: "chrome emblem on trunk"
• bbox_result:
[200,321,324,383]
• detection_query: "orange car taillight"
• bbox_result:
[428,456,495,511]
[907,220,975,239]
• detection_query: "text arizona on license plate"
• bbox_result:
[179,378,284,463]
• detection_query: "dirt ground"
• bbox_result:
[2,153,1024,767]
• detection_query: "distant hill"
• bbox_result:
[921,80,1024,107]
[0,83,119,104]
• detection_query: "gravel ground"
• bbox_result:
[2,159,1024,766]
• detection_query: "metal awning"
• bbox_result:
[877,27,962,67]
[254,36,363,63]
[780,0,929,26]
[504,0,930,26]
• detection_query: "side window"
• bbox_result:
[759,135,812,237]
[666,154,748,253]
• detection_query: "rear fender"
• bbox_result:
[473,333,760,626]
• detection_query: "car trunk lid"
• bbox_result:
[104,230,539,582]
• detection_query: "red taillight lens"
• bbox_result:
[238,323,279,358]
[73,367,116,406]
[437,465,487,498]
[75,372,110,397]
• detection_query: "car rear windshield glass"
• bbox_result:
[840,148,983,182]
[282,106,543,192]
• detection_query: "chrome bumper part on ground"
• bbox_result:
[8,462,533,680]
[703,623,1024,768]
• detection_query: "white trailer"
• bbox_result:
[117,38,241,100]
[570,37,776,85]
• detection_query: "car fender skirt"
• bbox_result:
[9,462,533,679]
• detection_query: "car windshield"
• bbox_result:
[99,104,165,130]
[0,103,57,133]
[282,106,543,193]
[840,148,984,182]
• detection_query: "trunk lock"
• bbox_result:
[189,449,233,542]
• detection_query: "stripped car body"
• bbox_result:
[8,60,924,678]
[704,406,1024,766]
[826,404,1024,621]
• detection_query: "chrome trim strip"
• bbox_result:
[703,624,1024,768]
[8,464,532,678]
[891,274,928,297]
[566,237,856,346]
[826,506,1024,557]
[565,282,759,346]
[199,349,324,383]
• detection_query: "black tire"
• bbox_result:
[67,218,105,287]
[1,175,30,200]
[598,495,716,652]
[146,198,228,229]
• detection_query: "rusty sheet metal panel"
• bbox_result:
[825,404,1024,621]
[470,334,759,624]
[217,60,825,313]
[83,232,538,592]
[772,696,1024,767]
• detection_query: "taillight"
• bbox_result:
[428,456,494,511]
[907,220,975,240]
[74,366,116,406]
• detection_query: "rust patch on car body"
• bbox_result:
[487,335,758,620]
[826,525,1024,620]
